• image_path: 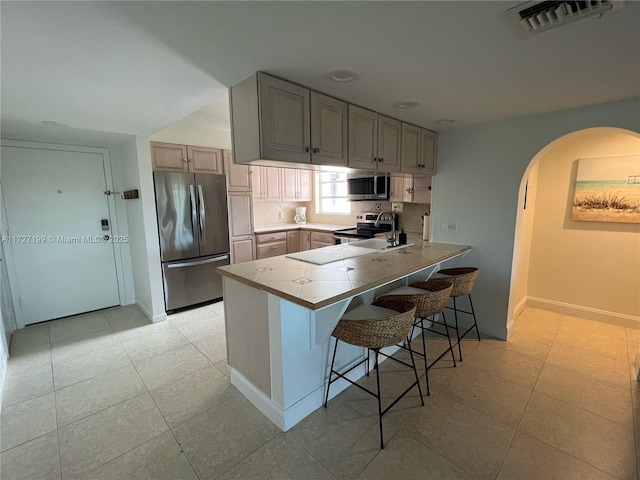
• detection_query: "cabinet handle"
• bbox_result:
[379,157,384,163]
[313,148,320,154]
[271,245,279,249]
[183,158,188,163]
[305,147,312,153]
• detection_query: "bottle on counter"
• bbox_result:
[399,228,407,245]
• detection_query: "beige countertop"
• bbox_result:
[253,223,351,234]
[217,239,471,310]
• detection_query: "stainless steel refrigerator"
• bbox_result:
[153,172,230,311]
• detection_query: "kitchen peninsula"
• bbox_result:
[216,240,471,430]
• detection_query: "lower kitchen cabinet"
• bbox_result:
[287,231,300,253]
[256,231,287,259]
[231,237,254,264]
[310,231,334,249]
[299,231,311,251]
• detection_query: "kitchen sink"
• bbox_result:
[346,238,414,252]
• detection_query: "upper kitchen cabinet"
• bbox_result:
[400,124,437,175]
[231,73,311,165]
[252,166,281,202]
[310,92,348,166]
[348,107,400,173]
[224,150,251,192]
[420,129,437,175]
[281,168,311,202]
[151,142,188,172]
[151,142,224,174]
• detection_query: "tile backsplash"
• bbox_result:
[253,198,429,235]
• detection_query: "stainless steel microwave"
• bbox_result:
[347,173,389,201]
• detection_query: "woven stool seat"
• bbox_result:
[333,299,415,349]
[324,298,423,449]
[436,267,481,361]
[379,278,456,395]
[437,267,478,297]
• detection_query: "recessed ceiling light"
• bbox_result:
[327,69,360,83]
[435,119,457,124]
[393,100,422,109]
[42,120,69,127]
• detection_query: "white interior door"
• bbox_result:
[1,146,120,325]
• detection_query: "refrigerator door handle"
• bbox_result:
[167,255,230,269]
[189,185,198,239]
[197,184,206,246]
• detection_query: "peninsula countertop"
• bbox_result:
[253,223,351,234]
[217,240,471,310]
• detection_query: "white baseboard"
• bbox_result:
[0,352,7,411]
[231,342,409,432]
[135,301,167,324]
[513,297,528,320]
[527,297,640,330]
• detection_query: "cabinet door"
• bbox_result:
[231,237,254,264]
[377,116,401,173]
[310,92,347,166]
[412,176,432,204]
[187,146,224,174]
[263,167,281,202]
[389,175,404,202]
[151,142,188,172]
[299,231,311,251]
[400,123,422,174]
[420,129,437,175]
[287,231,300,253]
[348,105,378,170]
[280,168,299,202]
[298,170,311,201]
[258,73,311,164]
[252,166,264,200]
[228,193,253,238]
[224,150,251,191]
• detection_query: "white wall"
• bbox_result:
[433,98,640,340]
[119,137,166,322]
[526,128,640,326]
[509,163,539,320]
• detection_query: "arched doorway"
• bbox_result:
[508,127,640,334]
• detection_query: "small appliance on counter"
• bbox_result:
[294,207,307,224]
[333,212,396,244]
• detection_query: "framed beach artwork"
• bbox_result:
[572,155,640,224]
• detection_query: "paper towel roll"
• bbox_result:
[422,216,430,241]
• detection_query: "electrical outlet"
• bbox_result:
[279,212,285,219]
[391,202,404,212]
[440,220,459,233]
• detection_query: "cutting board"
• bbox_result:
[285,245,373,265]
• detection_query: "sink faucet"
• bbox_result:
[375,211,396,247]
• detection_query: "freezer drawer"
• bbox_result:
[162,254,230,311]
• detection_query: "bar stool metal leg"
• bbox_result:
[373,350,384,449]
[453,296,463,361]
[324,338,339,408]
[442,311,457,366]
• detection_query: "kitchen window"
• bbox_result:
[315,172,350,215]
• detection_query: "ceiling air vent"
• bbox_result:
[507,0,625,37]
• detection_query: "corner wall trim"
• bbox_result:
[527,296,640,330]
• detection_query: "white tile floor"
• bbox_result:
[1,303,638,480]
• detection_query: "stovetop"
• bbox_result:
[333,212,395,239]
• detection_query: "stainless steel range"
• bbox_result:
[333,212,396,244]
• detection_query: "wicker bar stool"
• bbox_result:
[378,278,456,396]
[323,298,423,449]
[437,267,480,361]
